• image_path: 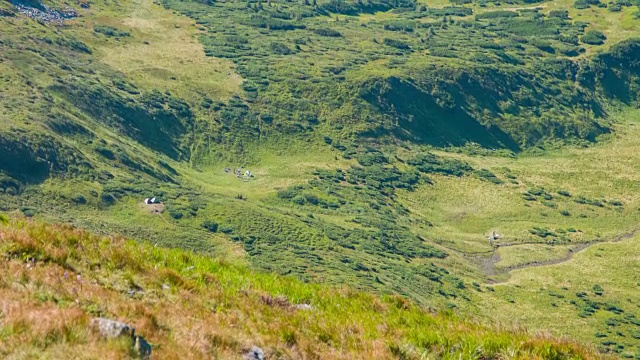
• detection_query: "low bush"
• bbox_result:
[201,220,219,233]
[383,38,410,50]
[314,28,341,37]
[94,25,130,37]
[581,30,606,45]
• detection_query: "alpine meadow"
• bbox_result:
[3,0,640,357]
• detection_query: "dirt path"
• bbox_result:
[467,226,640,283]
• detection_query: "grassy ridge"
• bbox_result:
[0,214,609,359]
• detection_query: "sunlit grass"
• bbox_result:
[0,216,609,359]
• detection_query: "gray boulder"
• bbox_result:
[245,346,264,360]
[91,318,135,339]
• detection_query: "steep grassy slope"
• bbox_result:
[0,214,610,359]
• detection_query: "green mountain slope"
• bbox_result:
[4,0,640,356]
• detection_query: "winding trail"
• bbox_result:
[465,226,640,283]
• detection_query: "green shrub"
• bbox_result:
[96,146,115,160]
[303,193,320,205]
[100,193,116,205]
[245,16,306,30]
[94,25,130,37]
[574,0,600,8]
[476,169,503,184]
[219,226,233,234]
[72,195,87,205]
[608,3,622,11]
[270,42,294,55]
[531,39,555,53]
[382,38,410,50]
[408,154,472,177]
[425,6,473,17]
[558,190,572,197]
[20,207,36,218]
[609,200,623,206]
[357,152,388,166]
[277,188,298,199]
[201,220,219,233]
[593,284,604,295]
[383,21,416,32]
[581,30,606,45]
[574,196,589,204]
[529,227,555,238]
[549,9,569,19]
[314,28,342,37]
[475,10,518,19]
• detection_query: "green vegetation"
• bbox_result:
[582,30,607,45]
[476,231,640,358]
[0,216,606,359]
[4,0,640,356]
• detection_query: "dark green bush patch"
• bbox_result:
[94,25,131,38]
[581,30,606,45]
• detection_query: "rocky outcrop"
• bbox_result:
[91,318,152,359]
[91,318,135,339]
[10,0,76,24]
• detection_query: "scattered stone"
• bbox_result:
[245,346,264,360]
[91,318,135,339]
[12,1,77,24]
[134,335,152,359]
[162,283,170,290]
[294,303,313,311]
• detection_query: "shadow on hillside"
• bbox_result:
[0,135,50,185]
[51,81,192,160]
[361,76,521,151]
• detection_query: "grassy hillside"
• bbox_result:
[5,0,640,356]
[0,214,609,359]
